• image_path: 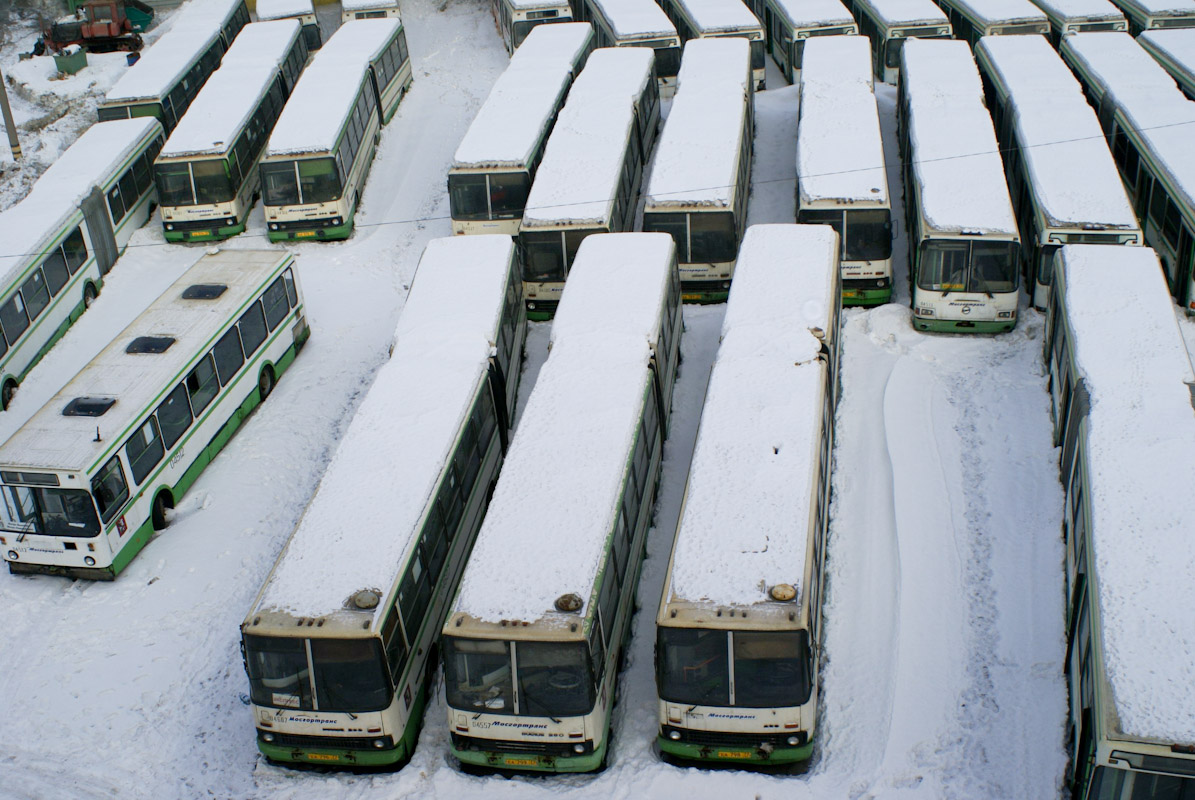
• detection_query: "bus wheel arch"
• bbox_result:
[151,490,174,531]
[1,378,17,410]
[83,282,99,309]
[258,364,276,401]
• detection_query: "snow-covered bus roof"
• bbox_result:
[1026,0,1125,24]
[855,0,948,27]
[798,78,889,207]
[255,0,315,20]
[799,34,874,89]
[253,236,515,620]
[1054,244,1195,744]
[0,250,292,476]
[590,0,677,38]
[1115,85,1195,215]
[900,37,985,108]
[451,62,573,170]
[265,19,400,157]
[1139,28,1195,90]
[667,225,836,609]
[159,25,300,159]
[670,0,762,34]
[508,22,594,71]
[1061,31,1179,101]
[645,38,750,210]
[0,118,162,293]
[770,0,855,28]
[103,0,245,104]
[976,33,1086,102]
[452,233,674,625]
[522,47,654,228]
[217,19,301,69]
[342,0,398,9]
[1113,0,1195,18]
[945,0,1048,24]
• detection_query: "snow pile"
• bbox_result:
[1056,244,1195,744]
[454,233,674,624]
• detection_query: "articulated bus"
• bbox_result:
[261,19,413,242]
[655,224,838,767]
[1026,0,1125,42]
[519,47,659,319]
[443,232,682,774]
[643,38,753,304]
[449,24,594,235]
[241,236,526,768]
[751,0,857,82]
[1140,28,1195,99]
[0,250,308,580]
[1059,31,1180,135]
[900,38,1020,332]
[934,0,1048,44]
[97,0,250,132]
[256,0,323,50]
[154,21,309,243]
[975,36,1140,309]
[570,0,683,93]
[0,118,163,411]
[846,0,950,83]
[1107,0,1195,32]
[342,0,401,21]
[797,36,893,306]
[1044,245,1195,800]
[657,0,766,89]
[492,0,576,52]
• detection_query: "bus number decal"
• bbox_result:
[170,447,185,468]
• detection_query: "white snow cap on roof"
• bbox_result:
[977,33,1085,100]
[1123,0,1195,16]
[669,225,837,607]
[218,19,301,69]
[770,0,854,26]
[856,0,947,26]
[509,22,593,70]
[453,233,676,624]
[670,0,761,33]
[799,34,873,90]
[797,79,888,206]
[1061,32,1179,98]
[949,0,1046,23]
[591,0,677,37]
[901,36,985,107]
[257,236,515,618]
[452,62,573,169]
[1055,244,1195,744]
[1029,0,1124,22]
[159,56,288,158]
[256,0,314,20]
[343,0,399,9]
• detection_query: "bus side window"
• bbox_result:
[283,268,299,307]
[381,605,408,684]
[0,293,30,347]
[64,227,88,274]
[156,382,193,449]
[186,353,220,416]
[238,300,268,356]
[91,455,130,523]
[20,269,50,321]
[263,277,290,330]
[212,326,245,386]
[125,417,165,485]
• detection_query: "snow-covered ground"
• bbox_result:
[0,1,1083,797]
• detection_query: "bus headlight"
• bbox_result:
[226,218,236,227]
[787,735,801,746]
[997,310,1014,319]
[333,217,342,226]
[270,223,279,231]
[668,730,681,741]
[6,550,16,560]
[373,739,386,749]
[573,743,586,754]
[261,732,275,743]
[166,223,174,230]
[84,556,95,566]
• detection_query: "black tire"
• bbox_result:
[151,492,171,531]
[83,283,99,309]
[258,366,276,402]
[1,380,16,411]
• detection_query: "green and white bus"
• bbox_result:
[155,20,309,242]
[256,0,323,50]
[845,0,951,84]
[342,0,402,22]
[657,0,766,89]
[519,47,660,319]
[655,224,838,767]
[1140,28,1195,99]
[749,0,857,83]
[797,36,894,306]
[97,0,250,133]
[1108,0,1195,32]
[1044,245,1195,800]
[642,37,754,304]
[899,38,1021,333]
[443,232,682,774]
[241,235,526,768]
[933,0,1048,45]
[975,35,1141,310]
[0,118,164,410]
[449,23,594,236]
[0,250,309,580]
[260,19,413,241]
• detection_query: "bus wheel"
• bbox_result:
[151,491,173,531]
[258,366,276,401]
[1,380,16,410]
[83,283,99,309]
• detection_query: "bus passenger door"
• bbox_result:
[82,188,119,274]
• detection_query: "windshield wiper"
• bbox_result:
[519,690,562,724]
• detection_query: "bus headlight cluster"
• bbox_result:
[84,556,95,566]
[7,550,17,560]
[997,310,1014,319]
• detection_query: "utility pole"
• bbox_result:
[0,66,21,162]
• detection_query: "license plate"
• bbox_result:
[842,290,859,298]
[306,753,340,762]
[716,750,752,760]
[504,757,538,766]
[295,231,316,238]
[190,231,211,238]
[682,293,701,301]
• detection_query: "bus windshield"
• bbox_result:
[1088,765,1195,798]
[262,159,343,206]
[798,208,892,262]
[657,628,813,708]
[191,159,235,205]
[449,173,490,220]
[443,637,595,717]
[243,635,390,712]
[0,485,101,538]
[521,231,567,282]
[156,163,195,207]
[918,240,1018,294]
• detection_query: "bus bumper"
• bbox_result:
[450,735,605,773]
[841,280,892,307]
[911,317,1017,334]
[256,738,410,768]
[680,280,731,304]
[525,299,559,322]
[163,220,246,243]
[7,559,116,581]
[266,216,354,243]
[657,734,814,764]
